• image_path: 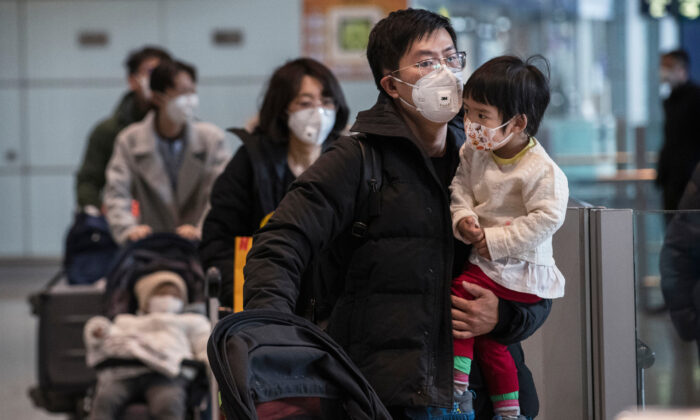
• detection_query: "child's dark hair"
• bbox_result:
[464,55,550,137]
[367,8,457,90]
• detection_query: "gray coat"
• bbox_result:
[105,112,230,244]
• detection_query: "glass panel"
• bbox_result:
[634,209,700,408]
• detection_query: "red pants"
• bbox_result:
[452,263,541,397]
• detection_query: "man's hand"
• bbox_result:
[127,225,152,242]
[457,216,484,244]
[452,282,499,340]
[176,224,201,241]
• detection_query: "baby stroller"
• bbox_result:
[208,309,391,420]
[85,232,217,420]
[29,232,217,419]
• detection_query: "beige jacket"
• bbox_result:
[104,112,230,244]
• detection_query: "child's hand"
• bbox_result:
[474,237,491,260]
[92,326,105,339]
[458,217,484,244]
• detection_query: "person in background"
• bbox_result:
[104,60,230,245]
[85,271,210,420]
[660,161,700,358]
[76,46,172,214]
[656,49,700,213]
[241,9,550,420]
[199,57,350,308]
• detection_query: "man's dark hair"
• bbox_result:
[464,55,551,137]
[366,8,457,90]
[125,46,172,75]
[662,49,690,70]
[257,57,350,143]
[150,60,198,94]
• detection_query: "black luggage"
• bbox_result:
[28,272,104,415]
[208,309,391,420]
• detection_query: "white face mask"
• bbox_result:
[465,117,514,151]
[393,67,463,123]
[288,107,337,145]
[148,295,184,314]
[166,93,199,124]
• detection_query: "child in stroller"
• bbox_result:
[84,269,210,420]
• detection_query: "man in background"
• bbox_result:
[656,49,700,212]
[75,46,172,214]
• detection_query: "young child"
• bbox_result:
[84,270,211,420]
[449,56,569,420]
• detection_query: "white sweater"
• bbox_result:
[84,312,211,380]
[449,139,569,298]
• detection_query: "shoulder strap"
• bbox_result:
[351,135,383,238]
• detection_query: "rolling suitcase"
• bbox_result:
[28,271,104,416]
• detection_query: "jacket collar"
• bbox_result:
[350,92,465,156]
[132,112,205,156]
[131,112,207,211]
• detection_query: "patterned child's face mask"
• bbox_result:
[464,117,514,151]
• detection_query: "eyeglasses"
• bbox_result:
[391,51,467,77]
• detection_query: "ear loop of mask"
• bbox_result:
[390,76,420,110]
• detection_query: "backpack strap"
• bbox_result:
[351,135,382,238]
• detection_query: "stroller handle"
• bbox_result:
[205,267,221,299]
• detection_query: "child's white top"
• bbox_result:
[450,138,569,298]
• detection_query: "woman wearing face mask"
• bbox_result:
[104,60,231,245]
[199,58,349,309]
[84,271,211,420]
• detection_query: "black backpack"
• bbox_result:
[63,212,119,285]
[208,309,391,420]
[301,135,383,324]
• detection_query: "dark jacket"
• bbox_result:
[76,91,150,208]
[656,81,700,211]
[199,129,335,308]
[200,129,293,307]
[243,93,551,417]
[660,162,700,355]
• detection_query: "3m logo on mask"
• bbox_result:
[438,90,451,108]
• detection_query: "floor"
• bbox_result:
[2,261,699,419]
[0,262,66,420]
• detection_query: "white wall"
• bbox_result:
[0,0,377,257]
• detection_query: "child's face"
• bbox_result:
[463,96,519,151]
[463,96,505,130]
[146,283,184,314]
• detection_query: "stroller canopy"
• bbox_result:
[103,233,205,317]
[208,309,391,420]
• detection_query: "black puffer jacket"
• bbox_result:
[200,129,338,308]
[199,129,294,307]
[244,93,551,417]
[660,162,700,355]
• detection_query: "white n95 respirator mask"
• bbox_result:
[393,67,463,123]
[288,107,337,145]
